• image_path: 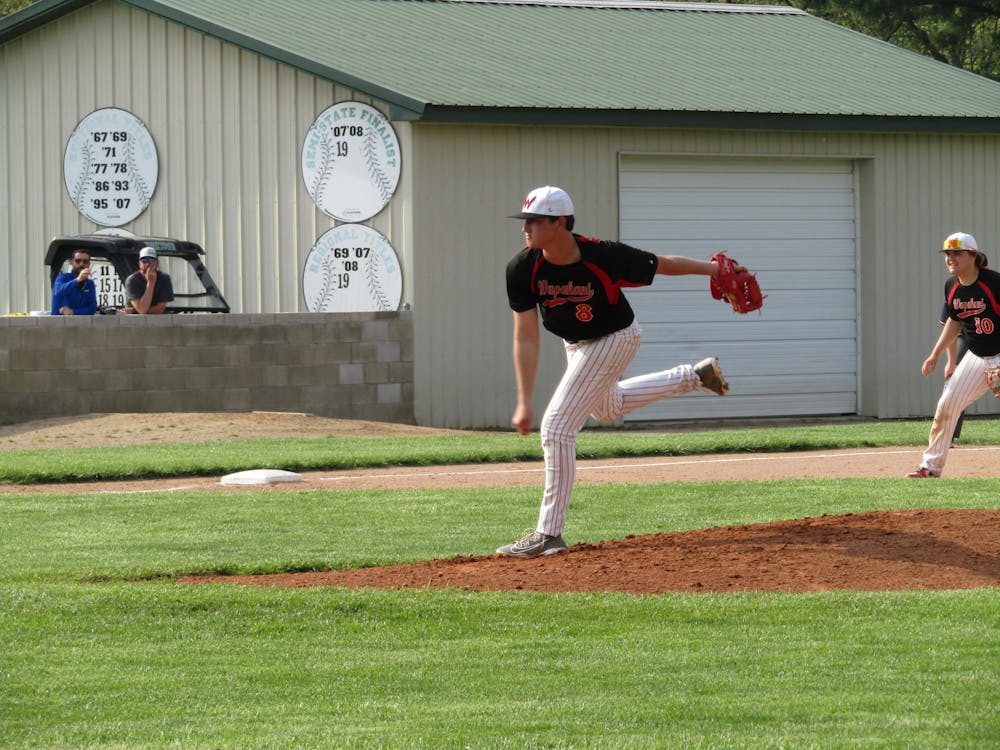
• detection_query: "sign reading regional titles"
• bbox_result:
[303,224,402,312]
[301,102,401,221]
[63,108,158,226]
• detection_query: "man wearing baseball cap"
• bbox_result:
[498,185,746,557]
[936,235,989,446]
[122,246,174,314]
[908,231,1000,478]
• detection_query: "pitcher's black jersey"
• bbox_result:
[506,236,657,342]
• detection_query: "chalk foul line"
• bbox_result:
[316,446,1000,483]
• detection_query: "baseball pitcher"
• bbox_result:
[498,186,760,558]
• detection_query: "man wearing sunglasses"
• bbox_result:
[50,249,97,316]
[908,232,1000,478]
[938,251,989,446]
[122,246,174,314]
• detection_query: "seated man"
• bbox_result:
[51,249,97,315]
[122,246,174,314]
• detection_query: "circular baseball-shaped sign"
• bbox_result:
[303,224,403,312]
[63,108,158,226]
[301,102,401,221]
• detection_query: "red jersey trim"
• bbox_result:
[945,279,960,306]
[582,260,619,305]
[976,278,1000,315]
[529,254,543,298]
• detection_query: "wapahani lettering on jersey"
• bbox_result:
[538,280,594,300]
[954,298,987,318]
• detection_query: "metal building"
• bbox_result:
[3,0,1000,427]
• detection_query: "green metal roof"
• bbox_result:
[5,0,1000,129]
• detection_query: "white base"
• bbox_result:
[220,469,304,485]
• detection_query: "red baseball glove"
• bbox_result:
[709,251,765,314]
[985,365,1000,399]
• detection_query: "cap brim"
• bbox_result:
[508,212,546,219]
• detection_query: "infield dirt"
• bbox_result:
[4,412,999,594]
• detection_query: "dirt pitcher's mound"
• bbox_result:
[181,508,1000,595]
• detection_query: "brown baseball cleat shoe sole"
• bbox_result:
[694,356,728,396]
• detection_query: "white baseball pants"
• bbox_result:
[536,321,702,537]
[921,351,1000,474]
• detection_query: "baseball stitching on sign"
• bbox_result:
[363,129,394,206]
[310,131,337,207]
[72,142,94,208]
[125,137,153,209]
[312,256,339,311]
[364,256,392,311]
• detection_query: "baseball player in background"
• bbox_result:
[939,251,989,446]
[908,232,1000,478]
[497,186,745,558]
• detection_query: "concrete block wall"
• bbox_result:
[0,312,414,426]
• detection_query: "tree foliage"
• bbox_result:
[0,0,33,18]
[788,0,1000,81]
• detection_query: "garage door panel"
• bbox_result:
[622,156,852,175]
[627,242,854,262]
[620,155,858,421]
[629,288,856,319]
[626,220,855,243]
[627,269,855,293]
[633,341,857,376]
[734,373,858,395]
[621,202,853,221]
[626,392,857,422]
[634,319,856,343]
[724,241,856,265]
[634,238,857,258]
[622,188,854,211]
[622,169,852,190]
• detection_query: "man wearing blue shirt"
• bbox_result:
[51,250,97,315]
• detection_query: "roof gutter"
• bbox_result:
[413,105,1000,134]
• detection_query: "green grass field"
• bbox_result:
[1,420,998,748]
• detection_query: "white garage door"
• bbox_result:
[619,155,858,422]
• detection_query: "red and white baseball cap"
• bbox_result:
[941,232,978,252]
[508,186,575,219]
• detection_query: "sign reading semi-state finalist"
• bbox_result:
[301,102,401,221]
[303,224,402,312]
[63,108,158,226]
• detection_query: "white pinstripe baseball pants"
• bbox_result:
[921,351,1000,474]
[536,320,702,536]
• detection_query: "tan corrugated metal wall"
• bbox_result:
[3,2,1000,426]
[0,0,408,316]
[408,125,1000,427]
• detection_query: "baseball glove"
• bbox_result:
[709,251,765,314]
[985,365,1000,399]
